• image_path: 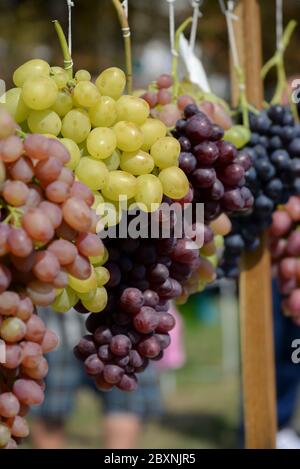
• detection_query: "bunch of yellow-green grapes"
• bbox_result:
[2,60,189,221]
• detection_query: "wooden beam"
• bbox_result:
[231,0,277,449]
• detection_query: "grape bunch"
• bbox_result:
[1,61,190,215]
[74,199,221,391]
[219,104,300,278]
[141,73,232,130]
[0,296,59,449]
[173,104,254,222]
[269,196,300,325]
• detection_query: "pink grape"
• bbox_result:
[269,210,292,238]
[34,157,63,185]
[7,228,33,258]
[22,208,54,243]
[0,393,20,418]
[24,134,50,160]
[76,233,104,258]
[9,416,29,438]
[38,201,63,229]
[2,344,22,369]
[177,95,195,111]
[156,74,173,89]
[26,281,56,307]
[0,135,23,163]
[41,329,59,353]
[47,138,70,164]
[63,197,92,233]
[48,239,77,266]
[33,251,60,283]
[0,317,26,343]
[0,264,12,293]
[157,89,172,105]
[70,181,94,207]
[58,167,75,187]
[45,181,70,203]
[9,156,34,183]
[66,254,92,280]
[0,224,10,256]
[3,180,29,206]
[13,379,44,406]
[0,291,20,316]
[16,297,34,321]
[141,92,158,108]
[21,342,43,368]
[22,356,48,380]
[24,315,46,343]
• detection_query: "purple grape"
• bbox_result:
[133,307,160,334]
[114,355,130,368]
[120,287,144,314]
[147,263,169,284]
[130,264,146,280]
[117,374,138,392]
[143,289,159,307]
[98,344,114,362]
[184,104,201,118]
[192,168,217,188]
[155,333,171,350]
[210,124,224,141]
[103,365,124,384]
[178,136,192,152]
[222,189,245,211]
[210,179,225,200]
[193,142,219,166]
[217,141,238,165]
[185,115,213,143]
[110,335,132,357]
[156,313,176,333]
[76,335,96,358]
[138,336,161,358]
[218,164,245,186]
[84,354,104,376]
[94,326,113,345]
[129,350,144,368]
[179,152,197,174]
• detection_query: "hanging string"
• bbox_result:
[66,0,74,56]
[219,1,241,80]
[166,0,178,57]
[276,0,283,50]
[189,0,203,52]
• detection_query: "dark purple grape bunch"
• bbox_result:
[219,104,300,278]
[74,234,202,392]
[175,104,254,223]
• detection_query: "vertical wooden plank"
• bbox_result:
[232,0,277,449]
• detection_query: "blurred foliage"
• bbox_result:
[0,1,299,91]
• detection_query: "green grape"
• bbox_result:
[224,125,251,149]
[135,174,163,212]
[90,247,109,266]
[50,67,69,90]
[60,138,81,170]
[150,136,180,169]
[1,87,29,124]
[61,109,91,143]
[13,59,50,87]
[116,95,150,125]
[102,170,137,201]
[120,150,154,175]
[158,167,189,199]
[94,266,110,287]
[52,90,73,117]
[52,287,78,313]
[69,269,97,293]
[87,127,117,160]
[88,96,117,127]
[75,157,109,190]
[96,67,126,100]
[73,81,101,108]
[103,150,120,171]
[114,121,143,152]
[28,110,62,136]
[140,118,167,151]
[22,76,58,111]
[75,69,91,82]
[81,287,108,313]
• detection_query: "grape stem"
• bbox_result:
[171,17,193,99]
[53,20,74,80]
[111,0,133,95]
[261,20,298,119]
[15,128,27,140]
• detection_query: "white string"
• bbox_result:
[219,1,239,67]
[189,0,203,52]
[166,0,178,57]
[122,0,128,19]
[276,0,283,50]
[66,0,74,55]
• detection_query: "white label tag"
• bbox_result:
[179,34,211,93]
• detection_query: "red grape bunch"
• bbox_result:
[74,205,211,392]
[0,109,104,448]
[269,196,300,325]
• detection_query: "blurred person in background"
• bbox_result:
[30,308,162,449]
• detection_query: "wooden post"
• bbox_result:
[232,0,277,449]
